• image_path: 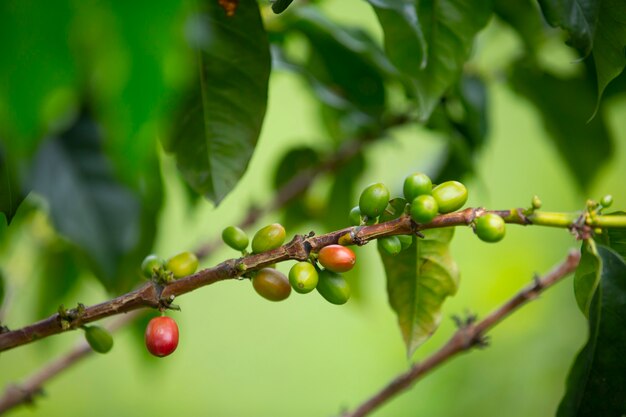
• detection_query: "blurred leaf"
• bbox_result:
[380,226,459,356]
[37,244,81,318]
[557,245,626,417]
[408,0,493,120]
[165,0,270,205]
[510,63,613,191]
[573,240,601,318]
[0,142,25,224]
[0,268,5,309]
[273,146,321,230]
[537,0,626,103]
[366,0,427,74]
[28,110,141,291]
[494,0,545,54]
[323,153,365,231]
[291,7,391,137]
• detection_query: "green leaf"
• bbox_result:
[405,0,493,120]
[323,153,365,232]
[494,0,545,54]
[165,0,270,205]
[0,142,25,224]
[37,244,81,318]
[379,226,459,356]
[0,268,5,310]
[366,0,427,73]
[557,245,626,417]
[573,240,601,318]
[537,0,626,104]
[27,110,141,291]
[510,62,613,191]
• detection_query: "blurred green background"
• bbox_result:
[1,0,625,416]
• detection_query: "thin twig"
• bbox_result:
[0,312,140,414]
[342,250,581,417]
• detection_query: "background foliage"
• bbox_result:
[0,0,625,416]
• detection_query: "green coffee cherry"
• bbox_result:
[252,268,291,301]
[410,195,439,224]
[379,236,401,256]
[251,223,286,254]
[531,195,542,210]
[359,183,390,218]
[349,206,362,226]
[432,181,468,213]
[475,213,506,243]
[397,235,413,250]
[403,172,432,202]
[317,270,351,305]
[166,251,199,278]
[141,254,164,279]
[601,194,613,208]
[222,226,249,251]
[288,262,319,294]
[84,325,113,354]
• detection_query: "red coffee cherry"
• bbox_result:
[318,244,356,273]
[145,316,179,358]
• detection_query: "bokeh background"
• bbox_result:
[1,1,625,416]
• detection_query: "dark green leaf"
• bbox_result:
[573,240,601,318]
[494,0,546,54]
[273,146,321,230]
[165,0,270,205]
[537,0,626,104]
[272,0,295,14]
[37,244,81,318]
[292,8,391,127]
[0,142,25,224]
[510,62,613,191]
[407,0,493,120]
[28,110,141,291]
[537,0,597,55]
[366,0,427,74]
[557,245,626,417]
[379,226,459,356]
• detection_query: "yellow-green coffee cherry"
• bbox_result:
[84,325,113,354]
[379,236,401,255]
[317,270,351,305]
[222,226,249,251]
[601,195,613,208]
[251,223,286,254]
[359,183,390,218]
[403,172,432,202]
[410,195,438,224]
[432,181,468,213]
[166,251,199,278]
[288,262,319,294]
[475,213,506,243]
[141,254,164,279]
[253,268,291,301]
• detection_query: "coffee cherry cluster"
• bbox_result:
[221,223,356,305]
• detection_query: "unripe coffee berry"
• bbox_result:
[318,244,356,273]
[379,236,402,255]
[288,262,319,294]
[84,325,113,354]
[317,269,351,305]
[474,213,506,243]
[166,251,199,278]
[349,206,362,226]
[141,254,164,279]
[251,223,286,254]
[359,183,390,218]
[145,316,179,358]
[432,181,468,213]
[403,172,432,202]
[253,268,291,301]
[397,235,413,250]
[222,226,249,251]
[410,195,438,224]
